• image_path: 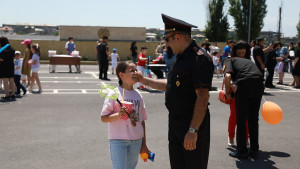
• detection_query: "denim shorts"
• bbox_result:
[109,139,142,169]
[31,67,40,73]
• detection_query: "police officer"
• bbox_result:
[223,57,264,158]
[135,14,214,169]
[98,36,110,80]
[253,37,273,76]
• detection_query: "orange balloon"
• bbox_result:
[261,101,283,125]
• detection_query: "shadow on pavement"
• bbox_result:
[227,147,291,169]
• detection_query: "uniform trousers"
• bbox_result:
[168,110,210,169]
[235,79,264,154]
[99,61,109,79]
[265,66,275,86]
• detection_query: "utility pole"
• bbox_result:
[277,2,282,41]
[248,0,253,43]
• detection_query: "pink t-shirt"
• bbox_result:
[101,87,147,140]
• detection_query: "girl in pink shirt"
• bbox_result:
[101,62,151,169]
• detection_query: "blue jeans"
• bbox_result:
[109,139,142,169]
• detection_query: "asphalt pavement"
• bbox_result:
[0,64,299,169]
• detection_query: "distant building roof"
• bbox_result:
[3,23,57,27]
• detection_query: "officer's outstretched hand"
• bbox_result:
[133,70,144,82]
[184,132,197,151]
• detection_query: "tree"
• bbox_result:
[297,18,300,40]
[228,0,267,41]
[204,0,229,41]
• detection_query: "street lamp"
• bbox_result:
[248,0,253,43]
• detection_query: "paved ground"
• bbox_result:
[0,64,299,169]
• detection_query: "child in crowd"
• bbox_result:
[14,51,27,97]
[137,46,148,90]
[28,44,42,93]
[110,48,120,74]
[212,51,221,78]
[101,62,151,169]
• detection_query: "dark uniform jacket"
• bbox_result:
[98,42,109,62]
[253,45,265,70]
[165,40,214,123]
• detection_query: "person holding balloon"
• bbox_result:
[226,41,250,147]
[223,56,264,159]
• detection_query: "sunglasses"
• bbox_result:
[164,33,181,43]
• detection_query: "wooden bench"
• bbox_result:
[49,55,81,72]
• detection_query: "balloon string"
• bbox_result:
[122,88,125,102]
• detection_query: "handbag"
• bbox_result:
[218,80,230,104]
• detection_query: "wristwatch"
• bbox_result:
[188,127,198,133]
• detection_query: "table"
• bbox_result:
[145,64,166,70]
[49,55,81,72]
[145,64,166,79]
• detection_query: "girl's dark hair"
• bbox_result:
[116,61,134,86]
[0,36,9,47]
[31,44,41,56]
[231,41,251,59]
[166,46,174,59]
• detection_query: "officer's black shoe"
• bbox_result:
[248,150,259,159]
[103,78,111,81]
[99,77,103,79]
[229,152,248,158]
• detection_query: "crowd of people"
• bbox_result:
[0,37,42,102]
[201,38,300,89]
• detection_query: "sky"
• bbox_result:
[0,0,299,37]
